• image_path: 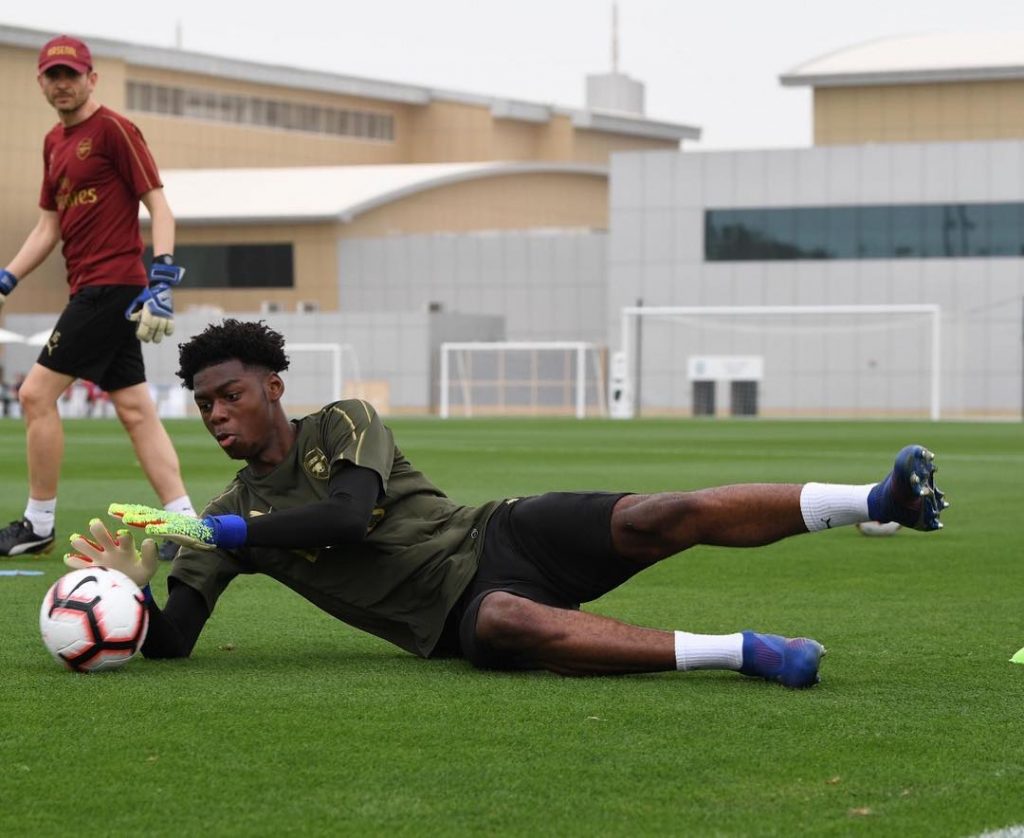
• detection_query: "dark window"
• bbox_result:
[793,207,828,258]
[143,244,294,288]
[891,205,924,258]
[988,203,1023,256]
[692,381,715,416]
[126,80,394,142]
[857,205,891,258]
[705,202,1024,261]
[730,381,758,416]
[826,206,858,259]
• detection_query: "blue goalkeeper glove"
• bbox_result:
[109,503,247,551]
[125,256,184,344]
[0,269,17,312]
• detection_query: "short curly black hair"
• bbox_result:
[176,319,290,390]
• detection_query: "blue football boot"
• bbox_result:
[739,631,825,689]
[867,444,948,531]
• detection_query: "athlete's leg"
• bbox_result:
[610,484,807,564]
[0,364,73,553]
[473,592,822,686]
[109,383,187,505]
[475,592,674,674]
[610,443,947,564]
[19,363,75,499]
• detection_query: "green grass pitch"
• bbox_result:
[1,416,1022,836]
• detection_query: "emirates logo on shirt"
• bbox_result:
[76,138,92,160]
[54,176,97,211]
[302,448,330,480]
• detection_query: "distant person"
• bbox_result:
[0,34,195,557]
[0,372,12,417]
[68,320,948,687]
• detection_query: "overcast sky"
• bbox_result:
[5,0,1024,149]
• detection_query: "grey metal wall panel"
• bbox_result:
[339,230,607,343]
[608,142,1024,417]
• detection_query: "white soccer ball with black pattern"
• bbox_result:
[39,567,149,673]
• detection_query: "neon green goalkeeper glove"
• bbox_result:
[64,518,159,589]
[110,503,247,551]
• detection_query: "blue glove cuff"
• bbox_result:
[0,269,17,295]
[140,584,154,605]
[149,262,185,286]
[208,514,248,549]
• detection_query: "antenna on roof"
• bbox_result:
[585,1,644,116]
[611,2,619,73]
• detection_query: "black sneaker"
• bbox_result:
[0,518,55,557]
[158,540,179,562]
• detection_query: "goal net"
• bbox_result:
[616,305,942,419]
[439,341,607,418]
[282,343,364,415]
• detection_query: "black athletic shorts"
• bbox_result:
[442,491,641,669]
[37,285,147,392]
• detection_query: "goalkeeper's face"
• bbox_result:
[192,359,285,463]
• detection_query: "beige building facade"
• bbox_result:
[0,23,696,317]
[781,32,1024,145]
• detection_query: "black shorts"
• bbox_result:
[446,491,641,669]
[37,285,147,392]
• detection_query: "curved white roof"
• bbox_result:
[781,32,1024,87]
[143,162,607,225]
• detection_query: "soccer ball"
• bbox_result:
[856,520,902,537]
[39,567,149,673]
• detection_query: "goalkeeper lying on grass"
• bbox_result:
[65,319,948,688]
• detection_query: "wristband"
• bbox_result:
[0,269,17,295]
[209,514,248,549]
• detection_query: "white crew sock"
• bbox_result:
[799,482,874,532]
[674,631,744,671]
[24,497,57,537]
[164,495,196,516]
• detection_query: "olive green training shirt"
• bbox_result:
[170,399,500,657]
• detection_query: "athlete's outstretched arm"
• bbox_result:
[116,464,382,551]
[142,582,210,659]
[245,464,381,547]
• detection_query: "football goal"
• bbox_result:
[617,304,942,420]
[439,341,607,419]
[283,342,364,413]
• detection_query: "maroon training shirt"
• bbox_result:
[39,105,162,295]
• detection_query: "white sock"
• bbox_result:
[24,497,57,537]
[799,482,874,532]
[674,631,744,671]
[164,495,196,516]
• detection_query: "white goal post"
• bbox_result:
[285,342,364,411]
[618,304,942,420]
[439,341,607,419]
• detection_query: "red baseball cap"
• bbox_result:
[38,35,92,75]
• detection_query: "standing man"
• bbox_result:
[0,35,195,556]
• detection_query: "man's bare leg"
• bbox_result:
[474,592,822,687]
[476,592,676,675]
[20,364,75,502]
[609,485,806,563]
[109,383,189,505]
[0,364,76,554]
